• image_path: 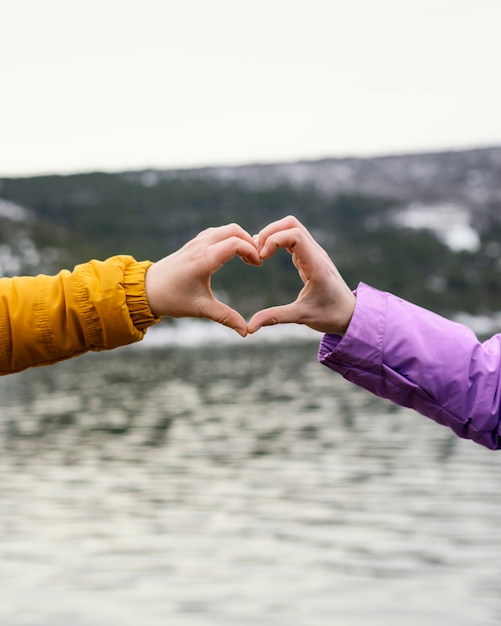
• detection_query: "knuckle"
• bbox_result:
[196,226,213,238]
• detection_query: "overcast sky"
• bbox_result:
[2,0,501,177]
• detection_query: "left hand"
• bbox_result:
[247,216,356,335]
[145,223,262,337]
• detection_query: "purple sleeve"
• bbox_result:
[318,282,501,449]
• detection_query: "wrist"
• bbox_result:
[337,292,356,335]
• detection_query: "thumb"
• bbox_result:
[202,299,248,337]
[247,303,300,334]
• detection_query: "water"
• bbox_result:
[1,333,501,625]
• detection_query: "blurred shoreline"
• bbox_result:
[136,319,321,349]
[136,312,501,350]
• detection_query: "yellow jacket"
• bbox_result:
[0,255,160,375]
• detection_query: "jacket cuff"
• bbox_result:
[318,282,387,375]
[123,260,161,331]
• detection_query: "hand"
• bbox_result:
[145,223,262,337]
[247,216,356,335]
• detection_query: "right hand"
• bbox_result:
[247,216,356,335]
[145,223,262,337]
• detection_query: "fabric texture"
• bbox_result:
[318,282,501,449]
[0,256,159,374]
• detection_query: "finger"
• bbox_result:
[254,216,311,252]
[207,237,262,270]
[258,227,316,262]
[197,223,257,249]
[247,302,300,334]
[202,299,249,337]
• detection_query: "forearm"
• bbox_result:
[0,256,159,374]
[318,283,501,449]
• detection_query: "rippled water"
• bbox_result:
[1,335,501,625]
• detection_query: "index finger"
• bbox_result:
[254,216,314,252]
[207,237,262,270]
[197,223,257,248]
[258,227,319,266]
[257,221,332,269]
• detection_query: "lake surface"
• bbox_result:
[1,326,501,625]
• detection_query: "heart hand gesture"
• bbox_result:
[145,216,355,338]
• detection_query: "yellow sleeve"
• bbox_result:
[0,255,160,375]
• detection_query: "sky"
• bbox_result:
[2,0,501,177]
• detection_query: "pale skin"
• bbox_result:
[145,223,262,337]
[145,217,355,338]
[247,216,356,336]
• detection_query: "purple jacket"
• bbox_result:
[318,283,501,449]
